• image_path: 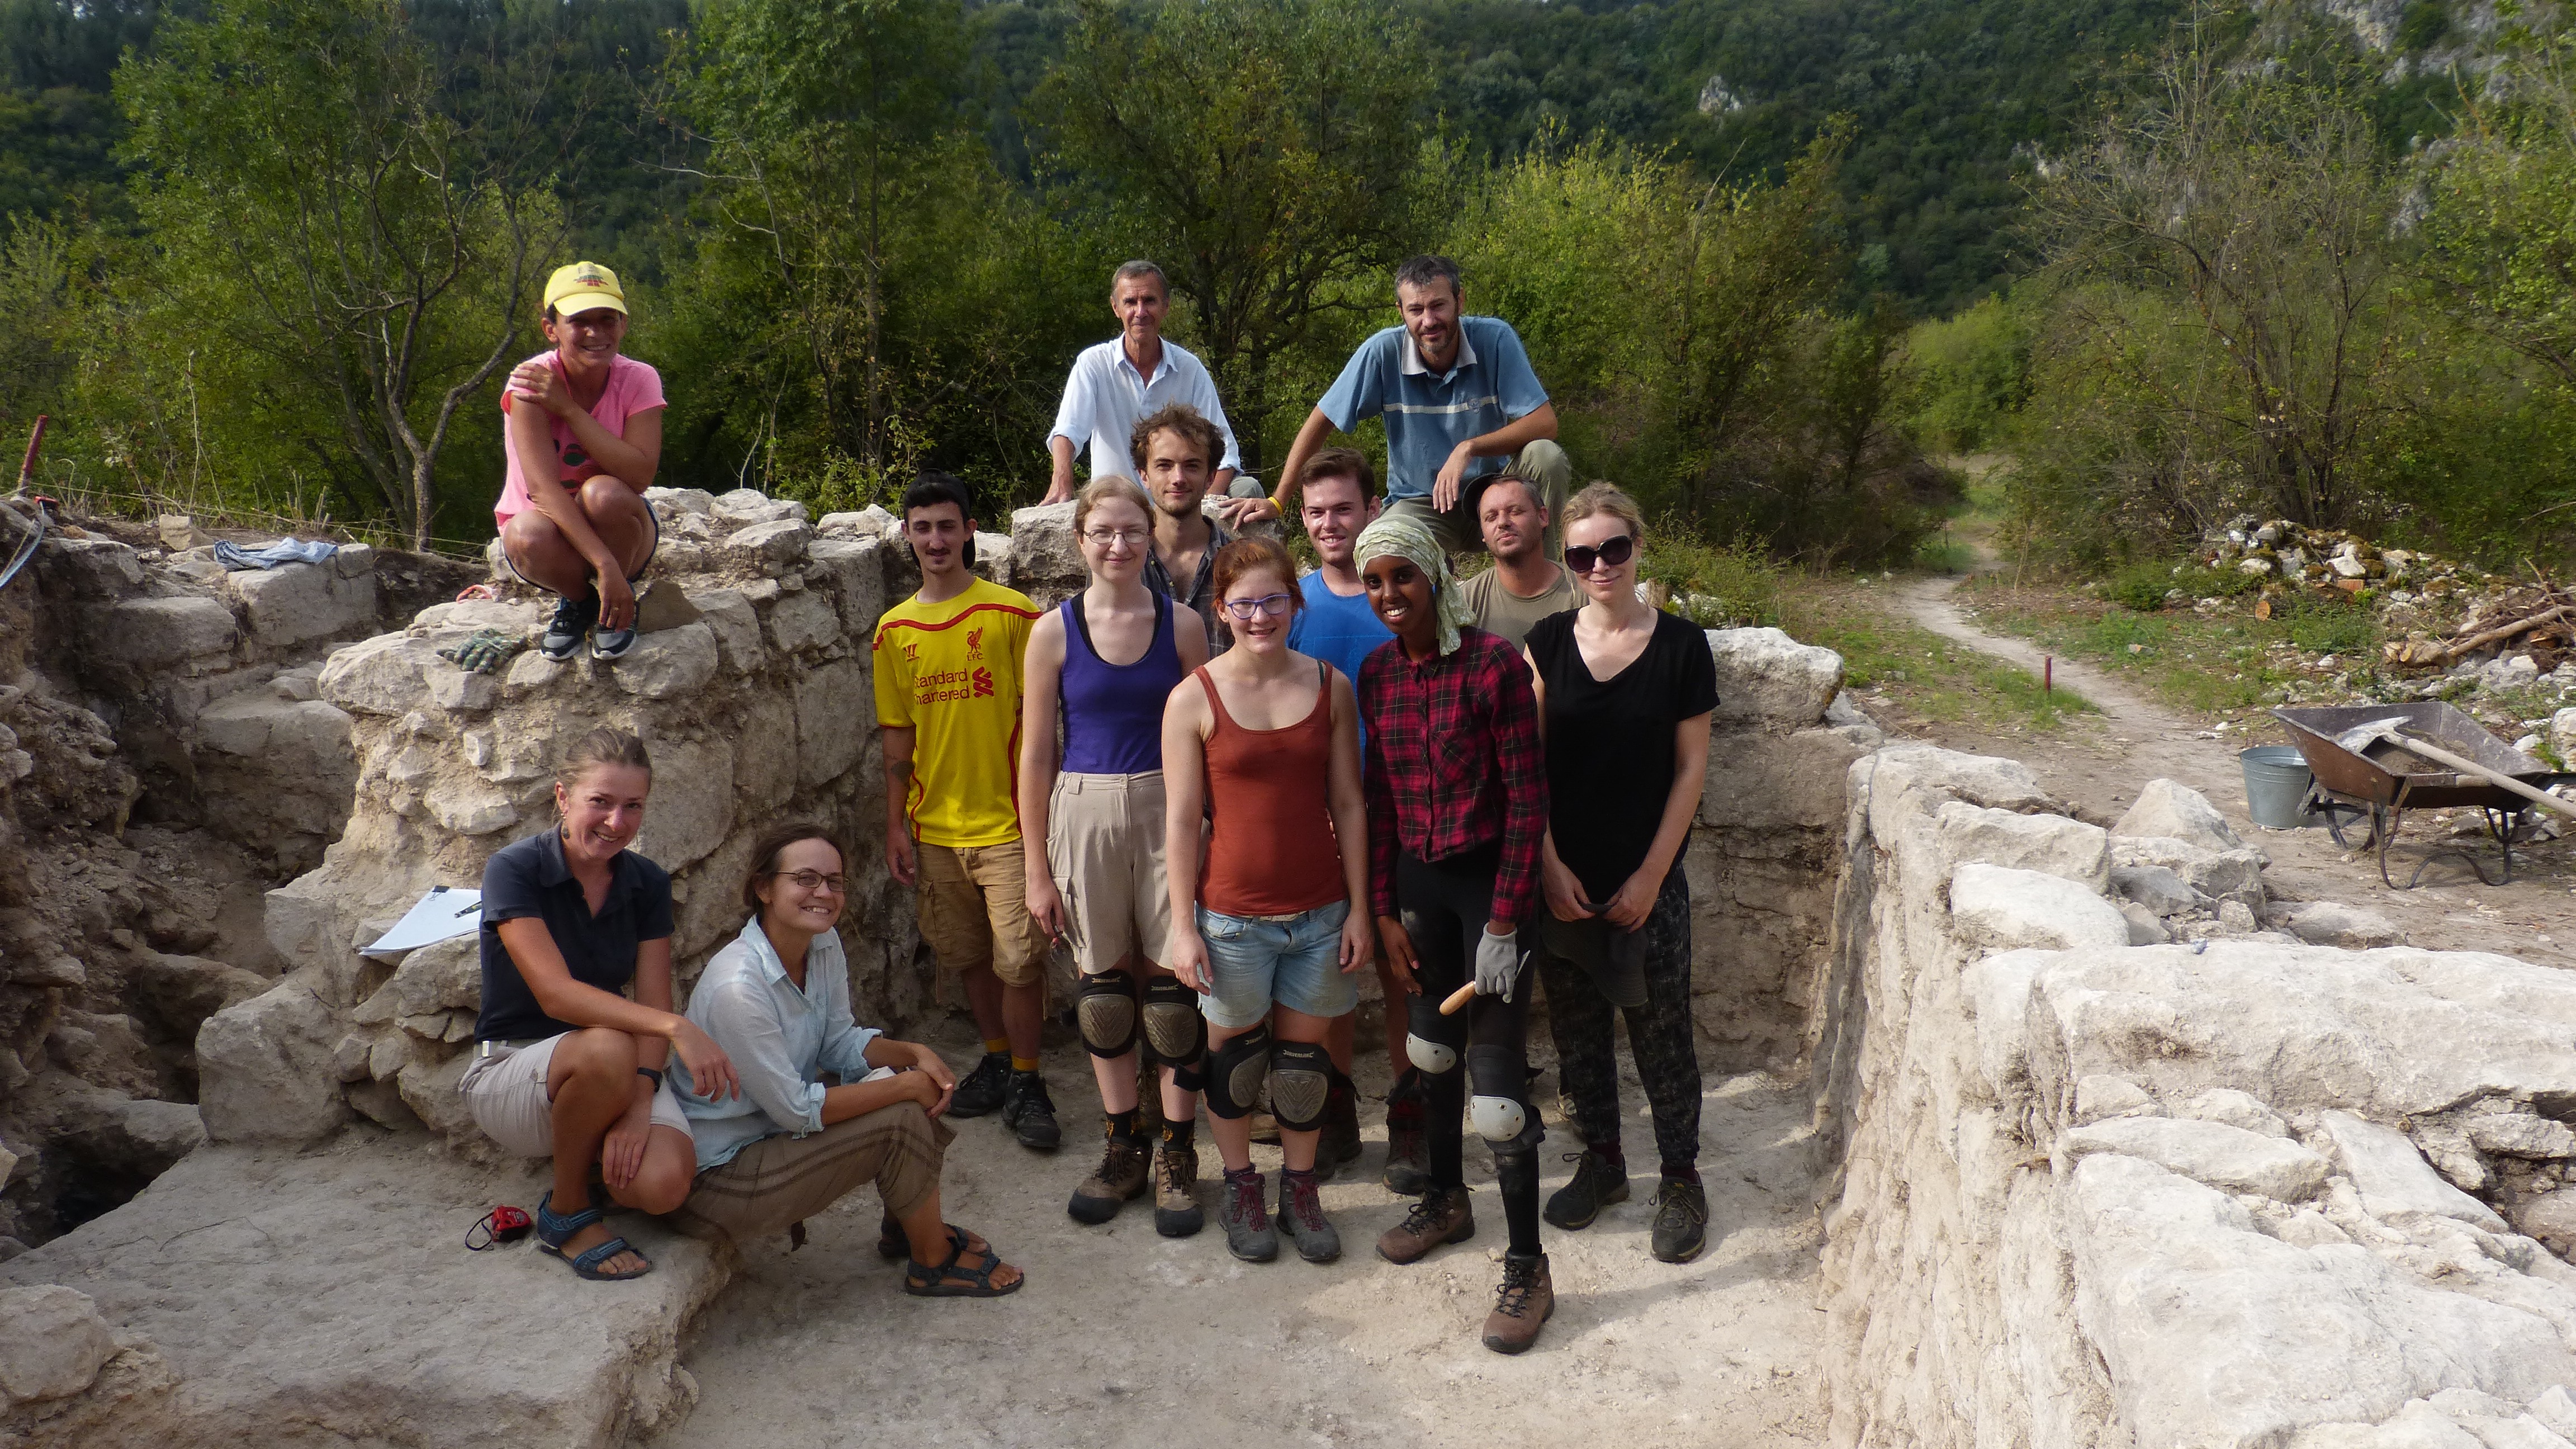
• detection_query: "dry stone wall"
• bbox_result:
[1815,743,2576,1447]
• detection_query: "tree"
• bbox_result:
[2420,38,2576,392]
[1038,0,1430,475]
[114,0,570,545]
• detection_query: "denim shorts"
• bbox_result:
[1196,900,1357,1029]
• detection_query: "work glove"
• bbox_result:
[438,628,526,675]
[1475,927,1527,1003]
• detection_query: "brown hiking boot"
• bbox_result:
[1481,1251,1555,1355]
[1067,1128,1150,1225]
[1375,1182,1475,1264]
[1154,1140,1204,1238]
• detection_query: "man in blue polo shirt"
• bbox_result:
[1219,254,1570,556]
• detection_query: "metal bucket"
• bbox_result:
[2241,745,2317,828]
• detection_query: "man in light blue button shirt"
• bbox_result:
[1045,260,1243,504]
[1221,254,1570,556]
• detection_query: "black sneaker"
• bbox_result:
[948,1052,1010,1119]
[591,616,637,660]
[1650,1176,1708,1263]
[538,592,597,661]
[1003,1070,1061,1150]
[1543,1148,1631,1230]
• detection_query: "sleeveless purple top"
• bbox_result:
[1060,591,1183,775]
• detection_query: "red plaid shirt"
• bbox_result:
[1359,626,1549,927]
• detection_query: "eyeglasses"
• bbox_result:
[1564,535,1637,574]
[1081,527,1147,548]
[1221,593,1294,621]
[773,869,846,894]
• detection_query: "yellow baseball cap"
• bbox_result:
[544,261,627,317]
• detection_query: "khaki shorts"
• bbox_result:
[1048,771,1173,976]
[457,1032,691,1158]
[916,839,1052,989]
[679,1100,955,1242]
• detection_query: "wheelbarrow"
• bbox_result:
[2271,702,2574,889]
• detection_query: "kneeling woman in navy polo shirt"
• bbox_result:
[458,727,741,1281]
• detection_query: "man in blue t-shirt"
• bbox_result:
[1221,254,1571,557]
[1284,447,1391,761]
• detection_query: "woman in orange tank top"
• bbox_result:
[1162,537,1373,1266]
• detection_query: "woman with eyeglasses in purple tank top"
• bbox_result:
[1019,476,1213,1237]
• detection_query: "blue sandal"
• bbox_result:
[536,1190,651,1281]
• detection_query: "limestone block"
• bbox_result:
[427,668,498,713]
[715,488,806,524]
[808,537,886,638]
[423,776,517,837]
[0,1285,119,1404]
[503,647,565,695]
[1962,949,2050,1093]
[2319,1111,2509,1232]
[128,953,269,1040]
[1949,863,2131,951]
[1933,801,2111,891]
[103,596,236,667]
[2466,1114,2576,1160]
[818,504,896,539]
[764,589,840,655]
[689,588,765,675]
[410,598,539,636]
[609,622,718,699]
[2219,898,2260,932]
[2061,1115,2330,1200]
[396,1053,478,1146]
[332,541,375,577]
[722,519,812,572]
[632,735,733,872]
[1697,727,1872,831]
[196,978,352,1144]
[733,694,798,814]
[11,953,83,988]
[2069,1154,2575,1445]
[2114,778,2247,853]
[2113,836,2266,908]
[974,530,1014,585]
[2113,863,2203,917]
[2180,1088,2292,1139]
[646,485,716,516]
[794,655,868,788]
[2075,1074,2159,1123]
[2512,1193,2576,1258]
[2553,709,2576,766]
[1008,501,1085,604]
[156,514,210,551]
[1855,746,2057,834]
[2117,898,2171,945]
[40,536,144,597]
[226,561,378,648]
[319,633,458,717]
[51,1087,207,1180]
[1706,627,1843,728]
[2276,901,2404,949]
[356,935,479,1024]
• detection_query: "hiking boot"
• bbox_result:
[1382,1071,1430,1196]
[1481,1251,1555,1355]
[590,618,637,660]
[1067,1127,1150,1225]
[538,592,597,661]
[1248,1109,1281,1147]
[1276,1168,1341,1263]
[1543,1148,1631,1230]
[1650,1176,1710,1263]
[1313,1078,1361,1182]
[947,1052,1010,1118]
[1154,1141,1204,1238]
[1003,1071,1060,1150]
[1376,1183,1475,1264]
[1218,1167,1277,1262]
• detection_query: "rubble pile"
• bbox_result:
[2201,517,2493,602]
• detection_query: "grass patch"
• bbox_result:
[1640,527,1784,628]
[1957,575,2384,717]
[1780,578,2097,733]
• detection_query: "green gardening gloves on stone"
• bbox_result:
[438,628,527,675]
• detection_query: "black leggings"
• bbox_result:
[1536,867,1701,1176]
[1398,847,1540,1256]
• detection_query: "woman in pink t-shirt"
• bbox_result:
[499,261,667,661]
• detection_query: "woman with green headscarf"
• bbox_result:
[1352,514,1556,1356]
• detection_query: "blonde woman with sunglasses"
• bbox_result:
[1522,483,1717,1265]
[1019,475,1213,1235]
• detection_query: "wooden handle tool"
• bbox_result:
[1439,981,1478,1016]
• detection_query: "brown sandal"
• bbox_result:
[902,1225,1022,1298]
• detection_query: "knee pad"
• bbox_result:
[1469,1044,1541,1157]
[1404,994,1466,1076]
[1076,969,1139,1059]
[1204,1024,1271,1120]
[1268,1041,1332,1132]
[1141,977,1206,1067]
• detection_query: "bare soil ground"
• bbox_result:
[1891,573,2576,967]
[657,1021,1831,1449]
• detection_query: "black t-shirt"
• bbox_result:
[1527,609,1720,901]
[476,827,675,1042]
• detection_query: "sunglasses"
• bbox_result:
[1564,535,1637,574]
[1221,593,1295,621]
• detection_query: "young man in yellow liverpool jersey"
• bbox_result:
[873,473,1057,1149]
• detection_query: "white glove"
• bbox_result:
[1476,928,1526,1003]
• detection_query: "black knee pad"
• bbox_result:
[1404,993,1467,1077]
[1204,1024,1271,1120]
[1268,1040,1332,1132]
[1076,969,1139,1059]
[1141,976,1206,1067]
[1468,1043,1541,1159]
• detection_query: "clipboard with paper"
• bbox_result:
[362,886,484,957]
